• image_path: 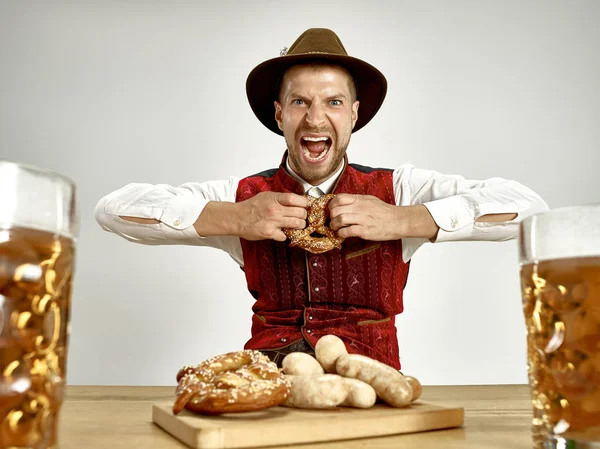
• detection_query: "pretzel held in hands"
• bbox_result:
[173,350,290,415]
[283,194,344,254]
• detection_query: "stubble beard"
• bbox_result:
[286,128,351,185]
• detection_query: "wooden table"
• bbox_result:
[58,384,536,449]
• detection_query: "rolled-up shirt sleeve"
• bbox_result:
[394,164,549,261]
[94,177,243,262]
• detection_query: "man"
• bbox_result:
[95,28,548,369]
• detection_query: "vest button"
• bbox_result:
[312,262,318,267]
[308,316,313,320]
[314,287,319,292]
[280,338,287,343]
[306,329,311,334]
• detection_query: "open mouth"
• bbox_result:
[301,136,332,162]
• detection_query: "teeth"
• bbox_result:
[300,136,331,162]
[302,146,329,161]
[302,136,329,142]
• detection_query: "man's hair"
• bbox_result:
[277,62,358,103]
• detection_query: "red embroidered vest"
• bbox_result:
[236,154,410,369]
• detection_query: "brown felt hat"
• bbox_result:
[246,28,387,136]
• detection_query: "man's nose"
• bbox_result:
[306,103,326,127]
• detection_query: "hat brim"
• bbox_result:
[246,53,387,136]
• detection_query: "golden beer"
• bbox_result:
[0,161,77,449]
[0,227,74,448]
[520,205,600,448]
[522,257,600,445]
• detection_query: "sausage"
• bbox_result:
[282,374,347,409]
[340,378,377,408]
[335,353,413,407]
[315,334,348,373]
[405,375,423,401]
[281,352,324,376]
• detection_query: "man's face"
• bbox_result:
[275,64,359,186]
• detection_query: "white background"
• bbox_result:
[1,0,598,386]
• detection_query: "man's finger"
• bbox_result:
[272,230,288,242]
[283,206,308,220]
[337,224,362,239]
[328,194,357,209]
[277,192,310,208]
[330,213,360,231]
[281,217,307,230]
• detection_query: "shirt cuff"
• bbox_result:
[423,196,476,242]
[160,195,210,235]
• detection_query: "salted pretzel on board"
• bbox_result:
[173,350,290,415]
[283,194,344,254]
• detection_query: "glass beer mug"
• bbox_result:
[520,204,600,448]
[0,161,78,449]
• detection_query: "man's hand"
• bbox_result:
[193,193,308,241]
[230,192,309,241]
[328,194,439,241]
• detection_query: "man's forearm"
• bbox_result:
[399,205,440,240]
[118,192,309,242]
[192,201,241,237]
[477,213,518,222]
[396,206,518,240]
[119,216,160,224]
[119,201,241,236]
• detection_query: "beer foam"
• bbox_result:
[519,204,600,264]
[0,161,78,239]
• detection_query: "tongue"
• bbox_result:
[305,140,327,154]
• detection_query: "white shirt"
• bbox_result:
[94,158,549,264]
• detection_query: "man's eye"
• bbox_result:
[330,100,342,106]
[292,99,304,105]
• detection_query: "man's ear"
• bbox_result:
[351,100,360,129]
[274,101,283,131]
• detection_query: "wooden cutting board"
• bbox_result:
[152,400,464,449]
